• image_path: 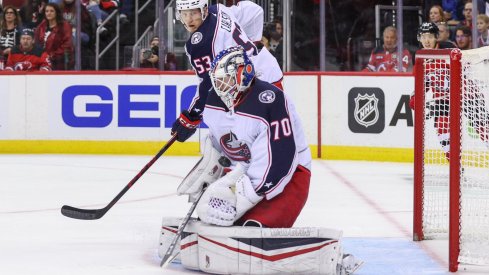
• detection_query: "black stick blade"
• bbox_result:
[61,205,105,220]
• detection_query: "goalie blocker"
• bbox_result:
[159,218,361,275]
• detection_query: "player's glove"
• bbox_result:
[171,110,201,142]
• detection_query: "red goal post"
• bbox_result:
[413,47,489,272]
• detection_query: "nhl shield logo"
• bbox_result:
[354,94,379,127]
[348,88,385,133]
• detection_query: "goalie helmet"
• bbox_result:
[209,46,255,111]
[417,22,439,41]
[175,0,208,21]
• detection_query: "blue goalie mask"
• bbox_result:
[209,46,255,111]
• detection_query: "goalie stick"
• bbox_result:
[61,135,177,220]
[160,156,231,267]
[160,187,204,268]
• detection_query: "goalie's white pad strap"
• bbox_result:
[177,135,224,198]
[174,220,343,275]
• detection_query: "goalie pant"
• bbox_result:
[159,217,344,275]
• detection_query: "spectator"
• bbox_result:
[34,3,73,70]
[119,0,132,25]
[460,1,474,28]
[140,36,177,71]
[269,20,283,53]
[98,0,120,35]
[19,0,48,29]
[443,0,464,24]
[82,0,107,33]
[140,36,159,69]
[262,20,283,69]
[4,28,51,71]
[99,0,120,14]
[429,5,446,24]
[436,22,457,46]
[455,25,472,49]
[362,26,411,72]
[0,6,22,61]
[164,52,177,71]
[477,13,489,47]
[60,0,94,45]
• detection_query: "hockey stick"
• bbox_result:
[160,156,232,267]
[61,134,177,220]
[160,187,204,267]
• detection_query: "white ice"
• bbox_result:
[0,155,486,274]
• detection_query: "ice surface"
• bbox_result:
[0,155,484,274]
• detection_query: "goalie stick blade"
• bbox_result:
[61,205,105,220]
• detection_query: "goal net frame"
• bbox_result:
[413,47,489,272]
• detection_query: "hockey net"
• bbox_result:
[413,47,489,272]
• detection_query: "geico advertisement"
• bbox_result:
[48,75,199,140]
[322,75,414,148]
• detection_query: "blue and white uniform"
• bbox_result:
[185,3,283,115]
[203,79,311,200]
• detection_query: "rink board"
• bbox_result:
[0,71,414,161]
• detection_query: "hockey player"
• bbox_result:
[410,22,489,159]
[159,46,362,274]
[170,0,283,143]
[183,45,310,228]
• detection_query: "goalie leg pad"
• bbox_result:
[177,221,344,275]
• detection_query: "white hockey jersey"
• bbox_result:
[185,3,283,115]
[203,79,311,200]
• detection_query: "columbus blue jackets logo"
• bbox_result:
[220,132,251,163]
[258,90,275,103]
[354,94,379,127]
[191,32,203,44]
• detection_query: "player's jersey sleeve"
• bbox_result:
[212,4,258,59]
[185,44,213,115]
[245,86,298,199]
[219,2,264,42]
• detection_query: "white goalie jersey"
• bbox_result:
[203,79,311,200]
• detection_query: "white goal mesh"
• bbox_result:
[458,47,489,265]
[414,47,489,270]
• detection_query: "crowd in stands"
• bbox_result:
[0,0,140,70]
[0,0,488,72]
[362,0,489,73]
